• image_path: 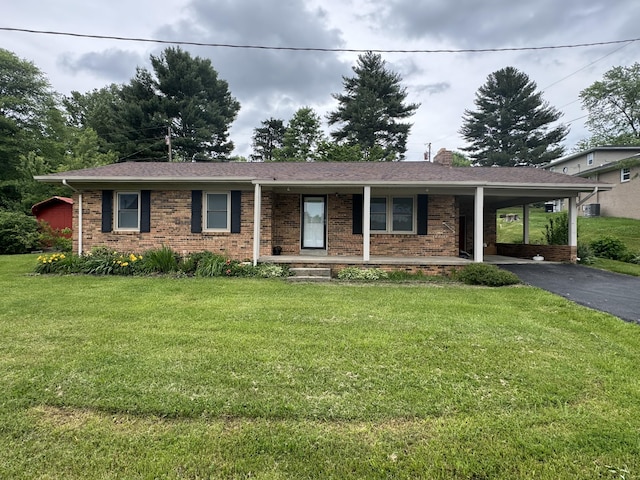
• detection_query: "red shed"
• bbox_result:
[31,196,73,234]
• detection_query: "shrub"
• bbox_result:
[142,245,179,273]
[577,242,595,265]
[37,222,72,252]
[590,236,629,261]
[337,267,388,281]
[180,251,218,274]
[544,212,569,245]
[0,211,39,254]
[255,263,290,278]
[195,254,231,277]
[454,263,520,287]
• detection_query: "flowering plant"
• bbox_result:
[35,253,68,274]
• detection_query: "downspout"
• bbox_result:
[62,180,82,255]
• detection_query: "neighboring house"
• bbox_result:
[545,146,640,219]
[31,196,73,234]
[35,150,611,274]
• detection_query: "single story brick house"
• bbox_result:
[35,150,612,274]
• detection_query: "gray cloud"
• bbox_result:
[414,82,451,96]
[155,0,350,104]
[58,49,144,83]
[367,0,639,48]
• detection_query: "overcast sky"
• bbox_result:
[3,0,639,161]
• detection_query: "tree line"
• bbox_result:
[1,45,640,215]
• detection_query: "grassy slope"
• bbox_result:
[497,208,640,252]
[1,255,640,479]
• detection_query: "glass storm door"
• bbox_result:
[302,196,326,249]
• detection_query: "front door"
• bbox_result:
[302,196,326,249]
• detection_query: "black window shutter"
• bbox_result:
[191,190,202,233]
[140,190,151,233]
[230,190,241,233]
[417,194,428,235]
[101,190,113,233]
[352,194,363,235]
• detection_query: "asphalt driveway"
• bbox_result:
[500,263,640,324]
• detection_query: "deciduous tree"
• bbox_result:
[276,107,325,162]
[579,63,640,146]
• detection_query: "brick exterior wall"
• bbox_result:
[74,190,272,259]
[74,189,464,260]
[497,244,577,263]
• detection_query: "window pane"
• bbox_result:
[207,193,227,211]
[392,197,413,232]
[207,211,227,229]
[118,210,138,229]
[370,197,387,231]
[119,193,138,210]
[206,193,228,230]
[117,193,139,229]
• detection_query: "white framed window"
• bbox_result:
[370,196,415,233]
[587,153,594,166]
[204,192,231,231]
[115,192,140,231]
[621,167,631,182]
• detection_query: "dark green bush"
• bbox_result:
[590,236,629,261]
[0,211,39,254]
[37,221,72,252]
[455,263,520,287]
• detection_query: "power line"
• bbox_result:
[2,27,639,54]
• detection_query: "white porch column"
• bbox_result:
[474,187,484,263]
[78,193,83,255]
[363,186,371,262]
[523,203,530,244]
[252,183,262,266]
[568,196,578,248]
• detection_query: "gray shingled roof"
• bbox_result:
[36,161,609,188]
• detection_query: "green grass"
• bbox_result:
[2,254,640,479]
[590,257,640,276]
[498,208,640,253]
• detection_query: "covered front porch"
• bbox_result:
[251,181,587,269]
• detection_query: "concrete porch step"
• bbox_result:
[288,267,332,282]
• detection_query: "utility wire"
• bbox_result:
[1,27,639,54]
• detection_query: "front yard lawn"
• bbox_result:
[1,254,639,479]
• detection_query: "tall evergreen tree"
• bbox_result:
[64,47,240,162]
[250,118,286,162]
[460,66,568,166]
[328,52,419,161]
[151,47,240,161]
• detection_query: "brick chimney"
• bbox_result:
[433,148,453,167]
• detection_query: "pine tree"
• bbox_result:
[460,66,568,166]
[250,118,286,162]
[328,52,419,161]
